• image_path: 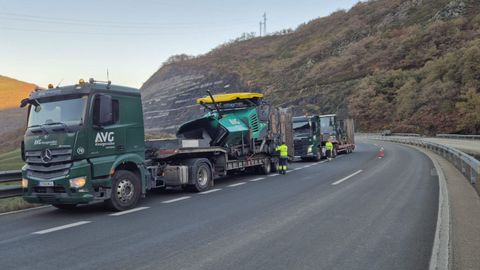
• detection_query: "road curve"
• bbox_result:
[0,142,438,270]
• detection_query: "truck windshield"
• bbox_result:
[293,122,311,136]
[28,96,87,127]
[320,117,334,134]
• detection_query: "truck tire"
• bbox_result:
[185,158,212,192]
[105,170,141,211]
[52,204,77,210]
[261,158,271,175]
[313,148,321,161]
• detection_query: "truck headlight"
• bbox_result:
[307,145,313,154]
[21,178,28,188]
[69,177,87,188]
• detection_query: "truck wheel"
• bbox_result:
[261,159,271,175]
[313,149,321,161]
[53,204,77,210]
[186,159,212,192]
[106,170,141,211]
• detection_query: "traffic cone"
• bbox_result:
[378,147,385,158]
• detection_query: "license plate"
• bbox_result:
[38,181,54,187]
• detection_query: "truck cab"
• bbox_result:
[293,115,322,161]
[20,79,148,210]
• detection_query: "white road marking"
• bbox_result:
[302,165,310,168]
[249,177,265,182]
[109,207,150,216]
[268,174,279,177]
[331,170,363,186]
[228,182,246,187]
[199,188,222,194]
[162,196,191,204]
[293,168,302,171]
[32,221,91,235]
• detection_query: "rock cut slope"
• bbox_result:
[141,0,480,134]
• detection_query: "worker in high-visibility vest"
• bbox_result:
[325,139,334,161]
[275,142,288,174]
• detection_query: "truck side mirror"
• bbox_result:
[93,94,113,127]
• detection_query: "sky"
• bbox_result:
[0,0,360,88]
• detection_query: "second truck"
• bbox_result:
[293,114,355,161]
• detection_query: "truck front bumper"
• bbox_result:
[22,160,99,205]
[23,192,94,204]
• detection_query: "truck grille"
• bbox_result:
[294,138,309,156]
[25,148,73,179]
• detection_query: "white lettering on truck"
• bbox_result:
[95,132,115,147]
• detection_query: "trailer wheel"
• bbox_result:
[186,158,212,192]
[105,170,141,211]
[261,158,271,175]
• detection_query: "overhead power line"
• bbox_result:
[0,12,255,28]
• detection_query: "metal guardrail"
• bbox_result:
[0,170,22,199]
[371,136,480,195]
[436,134,480,140]
[391,133,421,137]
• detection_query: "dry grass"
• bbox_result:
[0,197,41,213]
[0,148,40,213]
[0,149,23,171]
[0,75,36,110]
[0,75,31,154]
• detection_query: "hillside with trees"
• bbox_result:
[142,0,480,134]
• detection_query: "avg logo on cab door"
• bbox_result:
[95,132,115,147]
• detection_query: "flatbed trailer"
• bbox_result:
[145,139,279,191]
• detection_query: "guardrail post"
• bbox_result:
[467,166,475,185]
[475,164,480,186]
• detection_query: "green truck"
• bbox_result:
[19,79,291,211]
[293,114,355,160]
[293,115,322,161]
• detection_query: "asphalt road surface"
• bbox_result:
[0,142,438,270]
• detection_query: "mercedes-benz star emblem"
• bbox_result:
[41,149,53,163]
